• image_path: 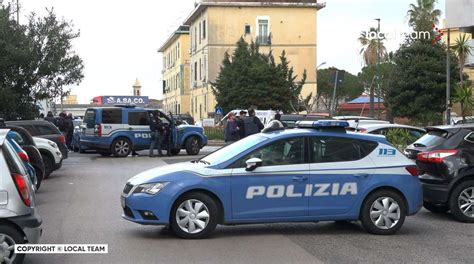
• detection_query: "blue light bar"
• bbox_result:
[296,120,350,128]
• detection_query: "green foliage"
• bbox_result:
[212,38,305,113]
[407,0,441,33]
[358,27,388,66]
[0,7,84,120]
[453,82,474,121]
[452,34,473,84]
[358,62,395,99]
[383,128,415,151]
[387,41,460,124]
[316,68,363,111]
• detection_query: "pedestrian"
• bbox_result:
[243,108,264,137]
[224,112,239,144]
[236,110,246,139]
[57,112,68,134]
[39,113,45,119]
[66,113,74,150]
[149,112,164,157]
[45,111,57,125]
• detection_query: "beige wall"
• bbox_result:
[188,5,318,120]
[161,33,191,114]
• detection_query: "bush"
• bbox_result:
[382,128,415,151]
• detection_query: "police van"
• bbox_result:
[80,106,207,157]
[122,120,422,238]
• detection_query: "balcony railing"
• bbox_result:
[256,33,272,45]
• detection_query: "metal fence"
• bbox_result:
[204,126,225,140]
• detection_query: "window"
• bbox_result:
[199,22,201,44]
[310,137,377,163]
[199,58,202,80]
[84,109,96,128]
[194,62,198,81]
[202,20,206,39]
[234,137,305,168]
[128,112,149,126]
[177,42,180,58]
[257,18,269,44]
[203,55,207,81]
[36,125,59,135]
[245,24,251,34]
[194,27,197,50]
[101,109,122,124]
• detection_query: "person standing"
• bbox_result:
[149,112,164,157]
[45,111,57,125]
[243,108,264,137]
[65,113,74,150]
[224,112,239,144]
[236,110,246,139]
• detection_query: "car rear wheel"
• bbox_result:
[423,201,449,214]
[41,154,54,179]
[33,165,44,191]
[185,137,200,155]
[170,192,218,239]
[111,138,132,157]
[360,190,406,235]
[449,180,474,223]
[0,225,25,264]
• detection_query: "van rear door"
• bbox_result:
[83,109,97,136]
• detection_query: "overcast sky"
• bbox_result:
[19,0,446,104]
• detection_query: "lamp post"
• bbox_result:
[375,18,381,119]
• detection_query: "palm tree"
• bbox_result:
[407,0,441,32]
[358,28,387,67]
[452,34,473,86]
[453,82,474,122]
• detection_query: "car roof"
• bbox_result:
[6,120,54,125]
[262,127,388,143]
[356,123,425,131]
[0,129,10,146]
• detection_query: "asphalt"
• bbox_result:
[24,148,474,264]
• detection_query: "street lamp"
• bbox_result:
[375,18,381,119]
[317,62,327,69]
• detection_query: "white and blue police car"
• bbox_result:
[121,120,422,238]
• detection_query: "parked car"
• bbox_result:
[279,114,328,128]
[174,114,195,125]
[349,123,426,147]
[71,119,89,153]
[405,124,474,222]
[1,125,45,190]
[333,116,390,129]
[80,106,208,157]
[0,129,42,263]
[33,137,63,178]
[6,120,68,159]
[122,120,422,238]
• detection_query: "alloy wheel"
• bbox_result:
[369,197,401,230]
[115,140,130,156]
[458,187,474,218]
[0,234,16,264]
[176,199,210,234]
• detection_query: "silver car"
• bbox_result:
[0,129,42,264]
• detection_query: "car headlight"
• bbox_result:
[134,182,169,195]
[48,141,58,148]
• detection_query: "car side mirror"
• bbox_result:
[245,158,263,171]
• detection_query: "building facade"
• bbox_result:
[183,0,324,121]
[158,26,191,115]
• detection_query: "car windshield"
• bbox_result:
[200,134,268,165]
[412,130,448,148]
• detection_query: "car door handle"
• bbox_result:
[354,173,369,179]
[292,176,308,182]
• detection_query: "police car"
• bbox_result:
[121,120,422,238]
[80,106,207,157]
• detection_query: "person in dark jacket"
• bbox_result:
[236,110,246,139]
[149,112,164,157]
[243,108,264,137]
[45,111,57,125]
[65,113,74,150]
[224,112,239,144]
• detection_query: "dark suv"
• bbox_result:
[405,125,474,222]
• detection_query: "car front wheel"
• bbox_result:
[185,137,200,155]
[111,138,132,157]
[360,189,406,235]
[0,225,25,264]
[449,180,474,223]
[170,192,218,239]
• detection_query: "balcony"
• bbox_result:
[256,34,272,45]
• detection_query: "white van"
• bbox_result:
[230,109,277,126]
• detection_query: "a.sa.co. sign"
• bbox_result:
[103,96,149,105]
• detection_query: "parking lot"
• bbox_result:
[25,149,474,264]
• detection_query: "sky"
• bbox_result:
[17,0,446,104]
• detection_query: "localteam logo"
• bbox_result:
[246,183,357,199]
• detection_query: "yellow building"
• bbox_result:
[63,95,78,105]
[183,0,325,121]
[158,26,191,115]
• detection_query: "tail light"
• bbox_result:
[58,134,66,144]
[18,150,29,162]
[12,173,31,206]
[405,165,419,176]
[417,150,458,163]
[94,124,102,137]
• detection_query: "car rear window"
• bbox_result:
[36,124,60,135]
[84,109,96,128]
[3,141,27,176]
[413,130,448,147]
[310,137,378,163]
[102,109,122,124]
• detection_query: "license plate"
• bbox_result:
[121,196,125,208]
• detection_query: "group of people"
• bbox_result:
[148,111,171,157]
[224,108,265,144]
[42,111,75,150]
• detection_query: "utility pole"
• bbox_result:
[375,18,381,119]
[446,29,451,125]
[16,0,19,23]
[331,70,339,117]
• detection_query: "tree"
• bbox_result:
[453,82,474,121]
[407,0,442,32]
[452,34,473,86]
[387,41,460,124]
[358,27,387,67]
[212,38,305,113]
[316,68,363,112]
